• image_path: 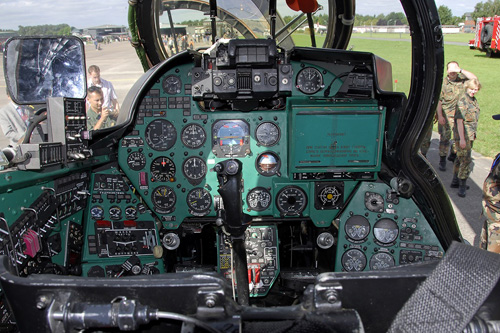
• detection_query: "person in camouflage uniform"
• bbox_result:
[435,61,477,171]
[451,78,481,197]
[480,148,500,253]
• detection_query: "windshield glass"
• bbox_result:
[1,0,416,147]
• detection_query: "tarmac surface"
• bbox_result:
[0,40,491,247]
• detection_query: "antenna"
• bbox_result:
[269,0,277,39]
[209,0,217,44]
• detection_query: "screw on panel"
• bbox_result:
[205,295,216,308]
[36,295,50,310]
[326,290,338,304]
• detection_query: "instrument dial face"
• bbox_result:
[126,151,146,171]
[125,206,138,220]
[145,119,177,151]
[373,218,399,245]
[162,75,182,95]
[212,120,250,157]
[181,124,206,149]
[341,249,367,272]
[90,205,104,220]
[255,122,280,147]
[344,215,370,241]
[150,157,176,182]
[256,152,281,176]
[246,187,272,212]
[276,186,307,216]
[369,252,395,270]
[109,206,122,220]
[365,192,384,212]
[186,188,212,216]
[182,156,207,182]
[318,185,342,208]
[296,67,323,94]
[151,186,176,213]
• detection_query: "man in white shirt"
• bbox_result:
[87,65,120,120]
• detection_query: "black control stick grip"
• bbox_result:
[214,159,250,237]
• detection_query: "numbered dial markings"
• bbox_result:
[187,188,212,216]
[246,187,272,212]
[109,206,122,220]
[145,119,177,151]
[344,215,370,241]
[150,157,176,182]
[182,156,207,182]
[296,67,323,94]
[255,122,280,147]
[162,75,182,95]
[276,186,307,216]
[181,124,206,149]
[151,186,176,213]
[126,151,146,171]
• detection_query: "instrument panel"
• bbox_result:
[111,43,443,273]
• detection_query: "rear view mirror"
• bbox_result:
[3,37,86,105]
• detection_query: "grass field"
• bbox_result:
[293,33,499,158]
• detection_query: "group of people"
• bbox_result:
[0,64,119,147]
[421,61,481,198]
[420,61,500,254]
[86,65,120,130]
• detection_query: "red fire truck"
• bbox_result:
[469,16,500,57]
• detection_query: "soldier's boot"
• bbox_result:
[450,173,459,188]
[439,156,446,171]
[447,152,456,162]
[458,179,467,198]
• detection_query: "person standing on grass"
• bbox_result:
[451,78,481,197]
[436,61,477,171]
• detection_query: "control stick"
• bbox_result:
[214,159,251,305]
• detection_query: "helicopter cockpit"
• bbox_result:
[0,0,499,332]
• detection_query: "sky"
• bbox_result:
[0,0,478,31]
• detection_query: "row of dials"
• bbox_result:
[161,69,325,96]
[143,119,281,152]
[341,249,395,271]
[344,215,399,245]
[126,152,284,183]
[145,185,310,217]
[90,205,139,220]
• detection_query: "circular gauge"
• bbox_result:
[109,206,122,220]
[150,157,176,182]
[186,188,212,216]
[369,252,395,270]
[162,75,182,95]
[276,186,307,216]
[373,218,399,245]
[341,249,367,272]
[145,119,177,151]
[182,156,207,182]
[365,192,384,212]
[246,187,272,212]
[125,206,138,220]
[90,205,104,220]
[126,151,146,171]
[296,67,323,94]
[256,152,281,176]
[344,215,370,241]
[151,186,176,213]
[255,122,280,147]
[317,185,342,208]
[181,124,206,149]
